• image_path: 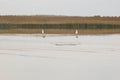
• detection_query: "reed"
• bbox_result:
[0,29,120,34]
[0,23,120,30]
[0,15,120,34]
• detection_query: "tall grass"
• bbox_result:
[0,16,120,24]
[0,23,120,30]
[0,16,120,34]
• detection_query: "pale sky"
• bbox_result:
[0,0,120,16]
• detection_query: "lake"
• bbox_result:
[0,34,120,80]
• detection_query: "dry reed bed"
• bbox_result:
[0,29,120,34]
[0,15,120,34]
[0,16,120,24]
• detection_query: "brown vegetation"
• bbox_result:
[0,15,120,24]
[0,29,120,35]
[0,15,120,34]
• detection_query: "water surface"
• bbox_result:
[0,34,120,80]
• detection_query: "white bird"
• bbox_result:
[42,29,46,38]
[75,29,78,38]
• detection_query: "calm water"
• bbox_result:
[0,34,120,80]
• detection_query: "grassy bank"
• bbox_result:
[0,23,120,29]
[0,15,120,34]
[0,16,120,24]
[0,29,120,34]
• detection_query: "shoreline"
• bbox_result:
[0,29,120,35]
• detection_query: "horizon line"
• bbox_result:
[0,14,120,17]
